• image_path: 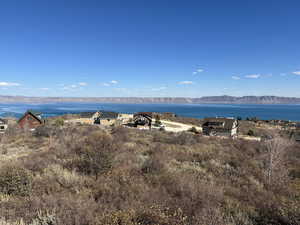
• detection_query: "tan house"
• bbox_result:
[202,117,238,137]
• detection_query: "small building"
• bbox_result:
[76,111,102,124]
[290,131,300,142]
[134,112,153,128]
[18,110,44,130]
[0,118,8,133]
[162,112,177,118]
[296,123,300,130]
[202,117,238,137]
[94,111,119,126]
[117,113,134,124]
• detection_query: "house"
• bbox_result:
[296,123,300,130]
[18,110,44,130]
[76,111,102,124]
[291,131,300,142]
[117,113,134,124]
[0,118,8,133]
[202,117,238,137]
[94,111,119,126]
[133,112,153,128]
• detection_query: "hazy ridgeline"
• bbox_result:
[0,124,299,225]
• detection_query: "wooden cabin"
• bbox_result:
[0,118,8,133]
[18,110,44,130]
[134,112,153,128]
[202,117,238,137]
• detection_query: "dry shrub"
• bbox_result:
[98,206,188,225]
[0,165,32,196]
[63,130,116,180]
[153,131,199,145]
[22,151,57,174]
[0,122,299,225]
[111,126,130,143]
[29,211,57,225]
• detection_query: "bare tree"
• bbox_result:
[264,136,292,186]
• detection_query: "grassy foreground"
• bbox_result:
[0,124,299,225]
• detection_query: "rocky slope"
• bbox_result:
[1,95,300,104]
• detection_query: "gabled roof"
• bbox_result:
[134,112,153,118]
[27,110,42,116]
[202,117,237,130]
[18,110,43,124]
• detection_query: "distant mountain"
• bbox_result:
[0,95,300,104]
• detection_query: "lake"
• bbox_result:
[0,103,300,121]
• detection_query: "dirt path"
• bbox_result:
[160,120,202,133]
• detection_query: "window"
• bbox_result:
[0,126,4,130]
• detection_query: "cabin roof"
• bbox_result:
[27,110,42,116]
[0,118,8,124]
[202,117,237,130]
[18,110,43,124]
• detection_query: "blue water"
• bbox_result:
[0,103,300,121]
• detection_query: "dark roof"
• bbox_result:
[79,112,97,118]
[18,110,43,124]
[0,118,8,124]
[202,117,237,130]
[99,111,119,119]
[27,110,42,116]
[134,112,153,118]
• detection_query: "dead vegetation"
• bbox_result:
[0,124,299,225]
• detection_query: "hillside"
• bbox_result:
[1,95,300,104]
[0,123,299,225]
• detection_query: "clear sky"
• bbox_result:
[1,0,300,97]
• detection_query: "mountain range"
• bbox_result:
[1,95,300,104]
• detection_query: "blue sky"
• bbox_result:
[0,0,300,97]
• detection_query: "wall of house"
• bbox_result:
[0,124,8,133]
[203,127,234,137]
[231,127,238,136]
[99,119,116,126]
[65,118,94,125]
[18,114,42,130]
